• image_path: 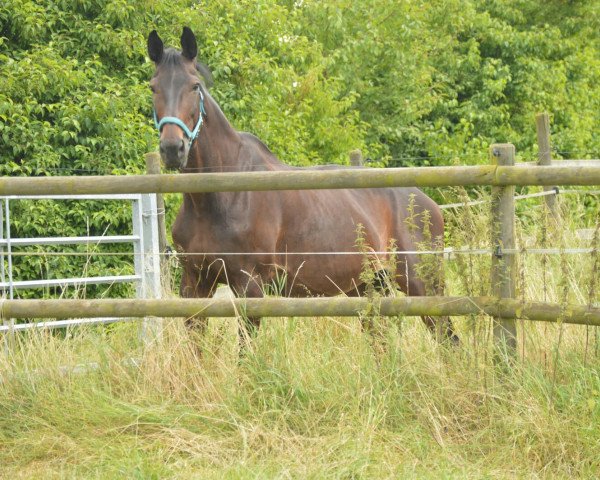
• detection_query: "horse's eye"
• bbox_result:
[192,83,202,93]
[149,85,156,93]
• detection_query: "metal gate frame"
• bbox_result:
[0,194,161,336]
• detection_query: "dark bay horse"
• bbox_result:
[147,28,457,343]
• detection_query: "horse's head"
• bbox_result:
[147,27,212,170]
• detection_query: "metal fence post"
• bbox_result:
[140,192,162,343]
[1,198,15,354]
[490,144,517,358]
[132,195,144,296]
[142,152,164,343]
[1,200,7,355]
[145,152,167,256]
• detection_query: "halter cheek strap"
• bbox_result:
[153,91,206,144]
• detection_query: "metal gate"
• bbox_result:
[0,194,161,334]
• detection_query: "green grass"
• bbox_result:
[1,316,599,478]
[1,192,599,478]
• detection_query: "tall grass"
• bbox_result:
[0,191,599,478]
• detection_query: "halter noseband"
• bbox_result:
[153,91,206,144]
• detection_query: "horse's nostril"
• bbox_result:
[160,140,185,161]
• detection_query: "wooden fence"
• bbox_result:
[2,297,599,326]
[1,114,599,354]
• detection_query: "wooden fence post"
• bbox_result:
[535,113,559,221]
[350,149,363,166]
[490,144,517,357]
[145,152,167,257]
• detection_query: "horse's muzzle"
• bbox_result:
[160,138,188,170]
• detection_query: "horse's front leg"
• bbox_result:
[231,280,263,352]
[180,260,218,336]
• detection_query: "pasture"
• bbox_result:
[1,178,599,478]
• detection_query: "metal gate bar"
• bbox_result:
[0,317,137,332]
[0,235,139,247]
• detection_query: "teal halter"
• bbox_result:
[153,91,206,143]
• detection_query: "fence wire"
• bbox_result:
[2,246,598,258]
[439,186,599,210]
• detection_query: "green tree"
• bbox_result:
[294,0,599,166]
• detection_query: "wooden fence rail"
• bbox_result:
[2,165,600,196]
[1,297,599,326]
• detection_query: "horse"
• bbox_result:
[147,27,458,345]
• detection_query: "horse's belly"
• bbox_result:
[274,192,394,295]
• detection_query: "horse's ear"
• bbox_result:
[181,26,197,60]
[147,30,164,63]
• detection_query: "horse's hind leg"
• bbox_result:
[421,314,459,344]
[401,271,459,345]
[428,263,460,345]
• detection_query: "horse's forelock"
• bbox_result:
[156,49,212,87]
[159,48,185,67]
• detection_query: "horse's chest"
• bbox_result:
[171,209,255,255]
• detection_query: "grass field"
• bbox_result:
[1,193,599,479]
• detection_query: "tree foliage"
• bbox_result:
[295,0,599,165]
[0,0,598,295]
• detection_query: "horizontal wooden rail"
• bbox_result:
[1,297,599,326]
[2,165,600,196]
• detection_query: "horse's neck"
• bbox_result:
[186,94,272,173]
[182,94,269,212]
[185,107,233,172]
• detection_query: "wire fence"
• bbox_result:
[1,187,597,264]
[2,161,598,300]
[439,186,599,210]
